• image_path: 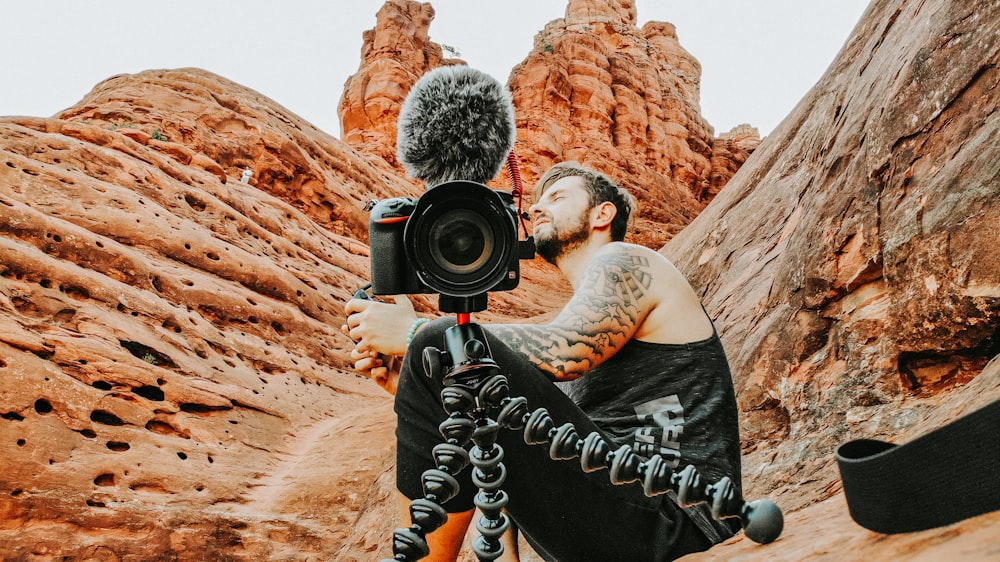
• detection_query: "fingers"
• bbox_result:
[344,297,373,316]
[350,348,397,395]
[351,347,379,367]
[344,298,376,346]
[345,294,412,317]
[343,299,370,347]
[350,327,368,350]
[342,323,367,353]
[344,299,369,334]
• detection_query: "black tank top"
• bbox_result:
[560,330,742,495]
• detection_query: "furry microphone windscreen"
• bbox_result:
[396,66,516,187]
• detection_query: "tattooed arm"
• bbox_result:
[488,243,656,381]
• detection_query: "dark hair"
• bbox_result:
[535,162,635,241]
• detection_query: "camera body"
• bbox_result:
[369,180,534,305]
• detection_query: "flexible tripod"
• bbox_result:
[383,312,784,561]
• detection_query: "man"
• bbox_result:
[344,162,741,561]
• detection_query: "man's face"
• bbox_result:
[530,176,593,264]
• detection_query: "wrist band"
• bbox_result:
[407,318,429,347]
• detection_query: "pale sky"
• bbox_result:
[1,1,870,138]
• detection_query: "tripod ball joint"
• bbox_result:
[438,416,475,446]
[523,407,555,444]
[496,396,529,430]
[432,443,470,474]
[408,499,449,536]
[386,526,430,561]
[742,498,784,544]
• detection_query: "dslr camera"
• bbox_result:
[368,180,535,312]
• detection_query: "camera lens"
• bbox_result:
[405,181,516,297]
[429,209,494,274]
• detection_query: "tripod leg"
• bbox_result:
[494,393,784,544]
[469,424,511,561]
[386,331,515,561]
[384,346,478,562]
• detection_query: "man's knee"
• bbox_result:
[402,317,457,382]
[407,317,455,355]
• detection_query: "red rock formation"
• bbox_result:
[0,68,405,559]
[59,69,421,242]
[338,0,463,174]
[339,0,758,247]
[707,124,761,201]
[506,0,759,247]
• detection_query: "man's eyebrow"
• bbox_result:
[542,186,568,198]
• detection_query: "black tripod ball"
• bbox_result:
[742,498,784,544]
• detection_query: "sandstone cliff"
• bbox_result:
[0,68,403,560]
[668,0,1000,498]
[0,67,560,561]
[1,0,998,561]
[673,0,1000,558]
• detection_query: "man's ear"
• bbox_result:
[590,201,617,230]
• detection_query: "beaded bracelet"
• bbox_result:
[407,318,430,347]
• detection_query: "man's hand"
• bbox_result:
[344,295,418,357]
[343,295,419,395]
[349,347,399,395]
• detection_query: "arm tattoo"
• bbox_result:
[490,247,653,380]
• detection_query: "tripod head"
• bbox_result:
[438,293,488,317]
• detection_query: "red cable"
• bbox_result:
[506,151,530,236]
[507,150,523,196]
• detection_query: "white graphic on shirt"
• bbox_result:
[632,394,684,468]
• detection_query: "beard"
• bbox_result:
[535,213,590,265]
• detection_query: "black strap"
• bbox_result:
[835,399,1000,534]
